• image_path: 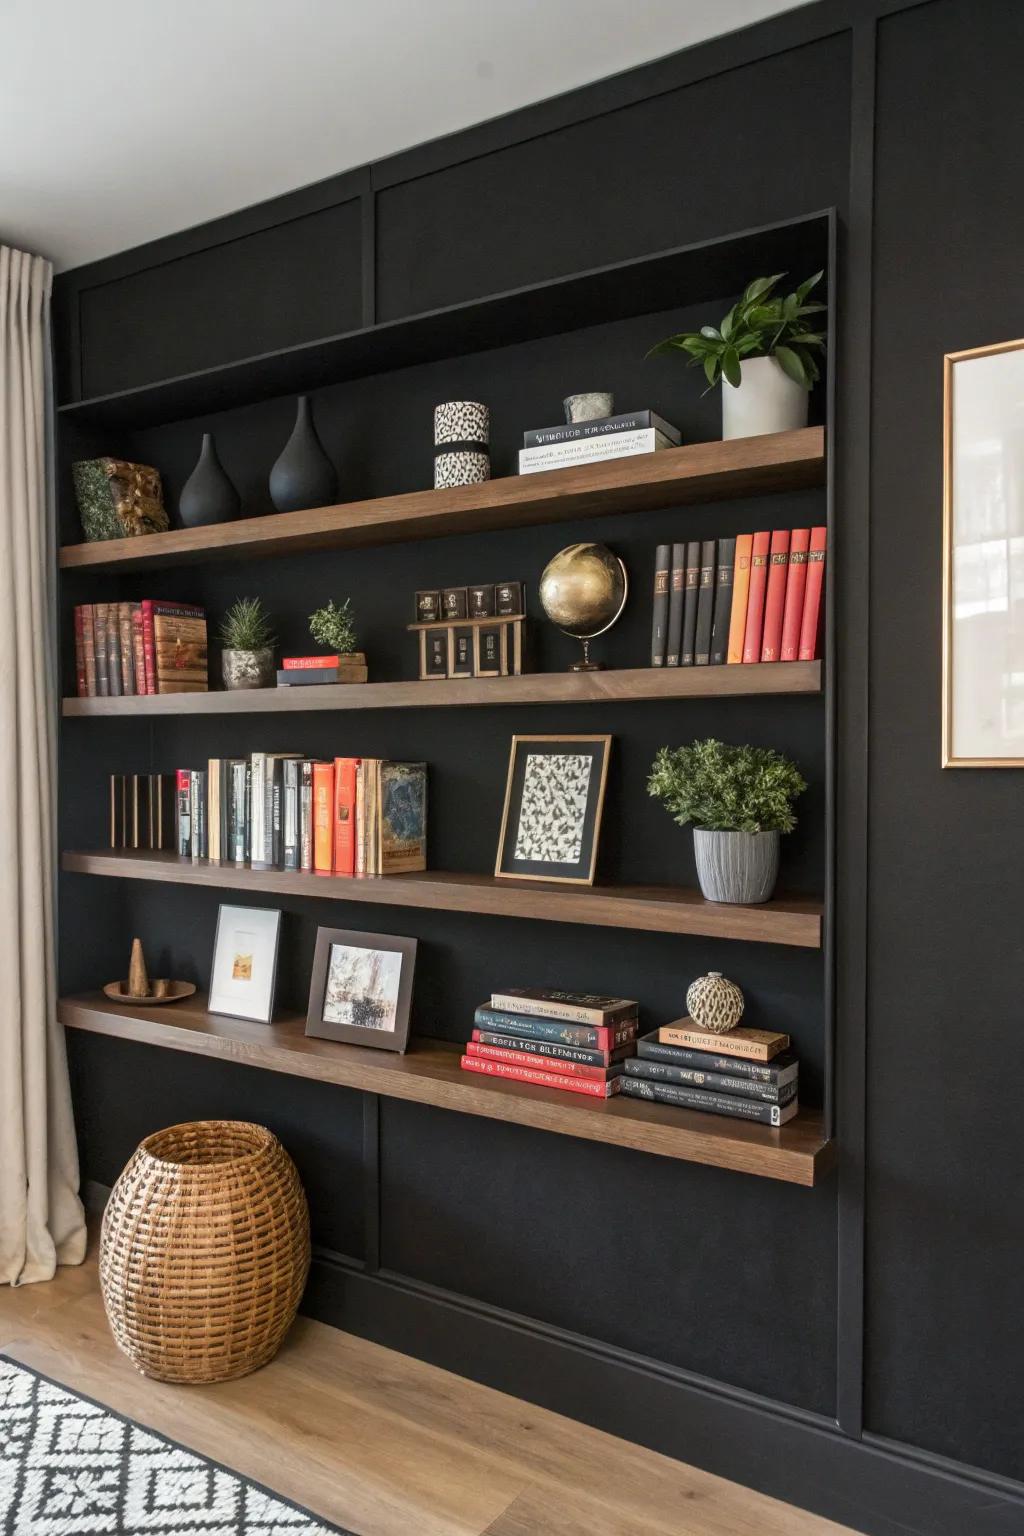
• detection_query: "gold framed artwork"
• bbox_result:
[494,734,611,885]
[943,337,1024,766]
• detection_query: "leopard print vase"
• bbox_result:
[434,401,490,489]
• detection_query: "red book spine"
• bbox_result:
[333,756,359,875]
[742,531,771,663]
[175,769,191,856]
[81,605,97,697]
[141,600,157,694]
[798,527,828,660]
[131,604,147,693]
[313,761,335,874]
[73,606,87,696]
[283,655,340,670]
[465,1042,615,1082]
[780,529,810,661]
[760,529,791,662]
[460,1055,618,1098]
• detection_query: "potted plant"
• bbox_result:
[218,597,276,690]
[308,598,358,657]
[649,271,825,439]
[647,738,806,904]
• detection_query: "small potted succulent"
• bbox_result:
[308,598,358,657]
[218,597,276,690]
[649,271,826,439]
[648,738,806,904]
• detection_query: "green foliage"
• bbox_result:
[648,271,826,391]
[218,597,275,652]
[308,598,357,654]
[647,738,806,834]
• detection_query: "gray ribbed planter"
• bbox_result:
[693,828,780,904]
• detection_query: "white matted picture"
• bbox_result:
[209,904,282,1023]
[305,927,417,1052]
[495,734,611,885]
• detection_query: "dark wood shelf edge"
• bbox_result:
[58,993,834,1186]
[59,851,823,948]
[62,661,823,716]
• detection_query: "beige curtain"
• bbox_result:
[0,245,86,1284]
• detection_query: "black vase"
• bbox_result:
[269,395,338,513]
[179,433,240,527]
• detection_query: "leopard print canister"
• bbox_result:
[685,971,745,1034]
[434,401,491,488]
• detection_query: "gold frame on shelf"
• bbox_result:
[494,733,611,886]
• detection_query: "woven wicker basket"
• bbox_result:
[100,1121,310,1384]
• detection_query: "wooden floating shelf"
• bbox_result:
[58,992,834,1186]
[57,428,825,572]
[63,661,822,716]
[60,850,822,947]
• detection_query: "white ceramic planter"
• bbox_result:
[721,356,808,440]
[693,828,780,904]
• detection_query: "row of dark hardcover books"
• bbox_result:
[650,528,826,668]
[172,755,426,875]
[73,601,208,697]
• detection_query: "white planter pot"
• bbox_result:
[721,356,809,440]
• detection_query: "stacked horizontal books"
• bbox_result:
[650,527,826,667]
[73,601,207,696]
[276,653,368,687]
[173,755,426,875]
[623,1020,798,1126]
[461,988,639,1098]
[518,410,680,475]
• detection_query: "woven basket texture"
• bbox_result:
[100,1120,310,1384]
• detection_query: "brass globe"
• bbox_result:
[538,542,628,671]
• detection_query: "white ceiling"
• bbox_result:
[1,0,805,273]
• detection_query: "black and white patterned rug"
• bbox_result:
[0,1357,354,1536]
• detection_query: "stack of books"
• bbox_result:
[460,988,639,1098]
[622,1019,799,1126]
[518,410,680,475]
[276,653,368,686]
[73,600,207,696]
[173,755,426,875]
[650,527,826,667]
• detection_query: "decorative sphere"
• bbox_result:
[539,543,627,639]
[686,971,745,1034]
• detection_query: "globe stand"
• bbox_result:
[568,638,602,672]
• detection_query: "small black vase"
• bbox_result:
[179,433,240,527]
[269,395,338,513]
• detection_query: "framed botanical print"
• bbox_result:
[305,927,417,1053]
[495,734,611,885]
[209,904,281,1023]
[943,337,1024,765]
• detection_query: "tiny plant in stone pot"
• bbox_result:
[648,271,825,440]
[218,597,276,690]
[308,598,358,656]
[647,738,806,904]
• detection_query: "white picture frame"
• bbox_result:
[209,904,282,1023]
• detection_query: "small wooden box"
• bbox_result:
[411,616,525,680]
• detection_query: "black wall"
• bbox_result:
[53,3,1024,1533]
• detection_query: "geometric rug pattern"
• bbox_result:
[0,1357,353,1536]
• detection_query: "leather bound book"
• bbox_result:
[680,540,701,666]
[742,531,772,663]
[727,535,753,664]
[651,544,671,666]
[131,603,147,694]
[693,539,717,666]
[106,603,122,696]
[780,528,811,660]
[799,526,828,660]
[81,605,97,697]
[665,543,686,667]
[760,529,791,662]
[73,607,86,697]
[709,536,736,665]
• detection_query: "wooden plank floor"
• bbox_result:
[0,1234,858,1536]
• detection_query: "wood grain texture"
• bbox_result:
[58,429,825,571]
[63,661,822,716]
[59,850,824,947]
[58,993,833,1184]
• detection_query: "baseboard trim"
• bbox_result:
[304,1248,1024,1536]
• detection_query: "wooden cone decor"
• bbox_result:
[127,938,150,998]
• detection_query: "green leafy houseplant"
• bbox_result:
[648,739,806,834]
[648,271,826,391]
[308,598,357,655]
[218,597,276,652]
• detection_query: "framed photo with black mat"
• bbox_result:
[305,927,417,1052]
[209,903,281,1022]
[495,734,611,885]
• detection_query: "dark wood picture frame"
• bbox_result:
[495,734,611,885]
[305,926,417,1052]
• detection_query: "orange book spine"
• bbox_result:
[313,762,335,875]
[742,531,771,663]
[780,528,811,660]
[333,756,359,875]
[798,526,828,660]
[727,534,753,663]
[760,529,791,662]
